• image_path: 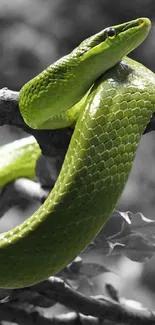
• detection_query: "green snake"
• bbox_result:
[0,17,154,288]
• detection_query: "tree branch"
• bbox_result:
[0,277,154,325]
[0,87,73,157]
[0,307,101,325]
[0,178,49,218]
[0,88,154,144]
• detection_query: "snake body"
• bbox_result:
[0,136,40,187]
[0,18,154,288]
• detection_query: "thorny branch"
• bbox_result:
[0,87,155,325]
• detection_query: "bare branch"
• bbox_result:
[0,178,49,218]
[0,87,73,157]
[105,283,120,303]
[33,277,155,325]
[0,87,154,136]
[0,87,154,158]
[0,306,103,325]
[0,304,54,325]
[0,277,154,325]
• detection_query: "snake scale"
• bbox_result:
[0,18,154,288]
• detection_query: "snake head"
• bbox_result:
[19,18,151,130]
[75,18,151,76]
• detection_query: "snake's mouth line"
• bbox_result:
[114,17,150,36]
[122,20,143,33]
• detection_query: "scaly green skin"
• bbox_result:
[0,136,40,187]
[19,18,150,129]
[0,18,154,288]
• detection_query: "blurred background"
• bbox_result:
[0,0,155,315]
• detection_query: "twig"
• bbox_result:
[12,178,49,202]
[0,178,49,218]
[105,283,120,302]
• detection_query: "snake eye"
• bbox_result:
[105,28,117,38]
